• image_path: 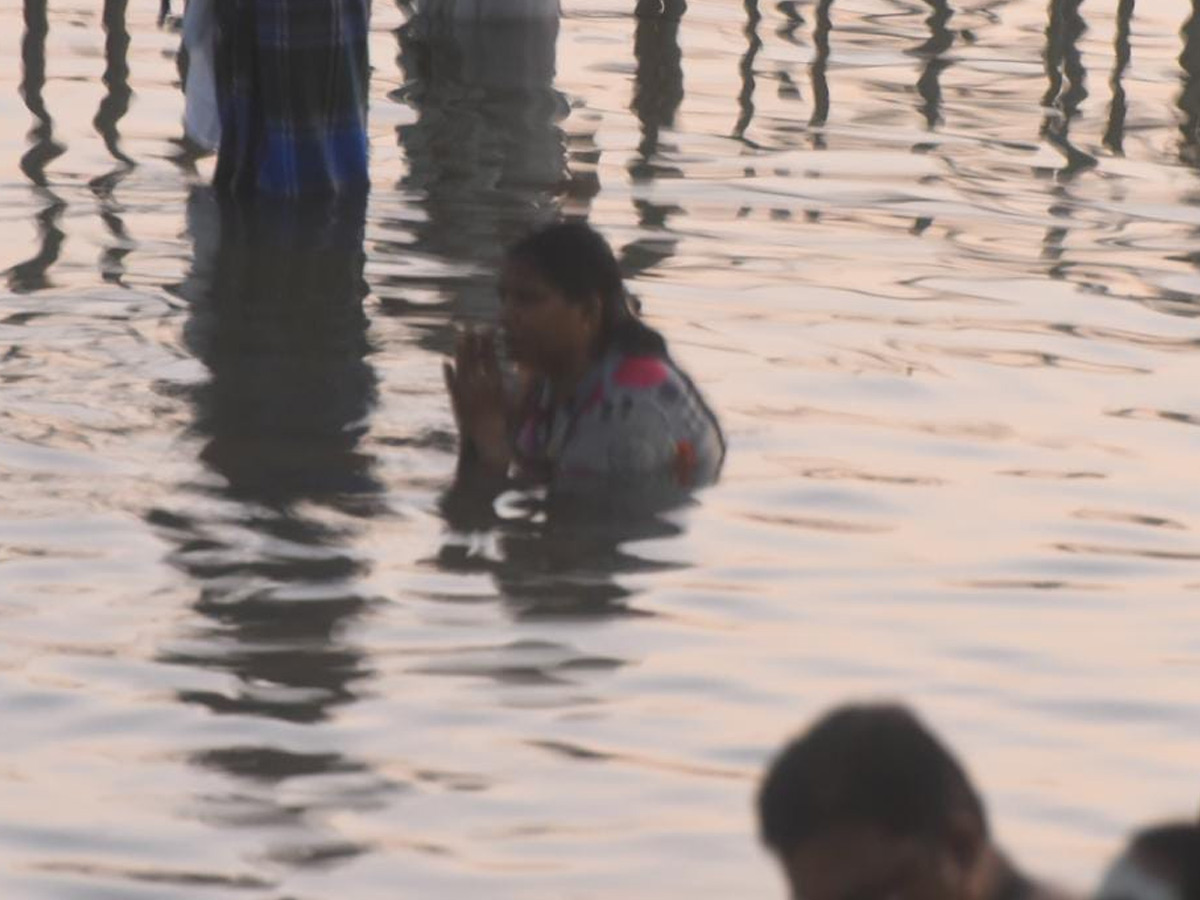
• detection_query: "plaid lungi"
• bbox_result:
[213,0,370,198]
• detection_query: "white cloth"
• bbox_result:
[182,0,220,151]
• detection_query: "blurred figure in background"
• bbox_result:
[1096,820,1200,900]
[758,704,1067,900]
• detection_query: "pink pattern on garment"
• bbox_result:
[614,356,669,389]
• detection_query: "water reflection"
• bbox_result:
[1179,0,1200,164]
[625,0,686,279]
[777,0,805,46]
[912,0,953,131]
[631,0,685,178]
[1040,0,1095,176]
[94,0,135,285]
[735,0,763,143]
[93,0,134,190]
[151,190,384,855]
[392,6,567,327]
[1104,0,1133,156]
[6,0,65,294]
[810,0,833,137]
[436,483,689,620]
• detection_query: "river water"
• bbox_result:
[2,0,1199,896]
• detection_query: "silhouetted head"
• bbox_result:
[500,221,665,375]
[758,704,1004,900]
[1097,821,1200,900]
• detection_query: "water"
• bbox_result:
[2,0,1200,896]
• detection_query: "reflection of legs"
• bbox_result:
[735,0,763,141]
[810,0,833,131]
[7,0,66,294]
[632,0,684,164]
[159,191,384,853]
[196,197,377,501]
[914,0,953,131]
[19,0,63,186]
[95,0,133,170]
[1103,0,1133,155]
[394,11,566,273]
[1041,0,1094,175]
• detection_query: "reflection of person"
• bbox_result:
[758,704,1065,900]
[187,0,371,197]
[436,487,687,619]
[397,0,567,290]
[181,190,378,504]
[1096,820,1200,900]
[160,187,380,726]
[443,222,724,489]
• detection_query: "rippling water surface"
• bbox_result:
[2,0,1200,896]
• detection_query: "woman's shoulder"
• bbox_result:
[600,350,723,451]
[557,349,724,484]
[603,351,716,425]
[603,350,695,399]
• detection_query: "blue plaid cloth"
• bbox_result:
[213,0,370,198]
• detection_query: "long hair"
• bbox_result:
[505,222,668,357]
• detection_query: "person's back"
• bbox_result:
[758,703,1068,900]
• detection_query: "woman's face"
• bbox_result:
[499,258,600,375]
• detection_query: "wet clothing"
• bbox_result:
[212,0,370,198]
[514,348,725,488]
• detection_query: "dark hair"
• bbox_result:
[757,704,988,854]
[506,221,668,357]
[1125,823,1200,900]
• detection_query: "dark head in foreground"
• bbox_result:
[1096,820,1200,900]
[758,704,1055,900]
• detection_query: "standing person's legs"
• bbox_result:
[215,0,370,198]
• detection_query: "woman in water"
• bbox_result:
[444,222,724,490]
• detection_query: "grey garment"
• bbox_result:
[516,350,725,489]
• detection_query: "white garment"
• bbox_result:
[182,0,220,151]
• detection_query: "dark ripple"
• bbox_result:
[1053,542,1200,562]
[264,841,371,869]
[32,861,273,891]
[527,739,747,781]
[1072,509,1188,531]
[192,746,367,783]
[740,511,893,535]
[1108,407,1200,429]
